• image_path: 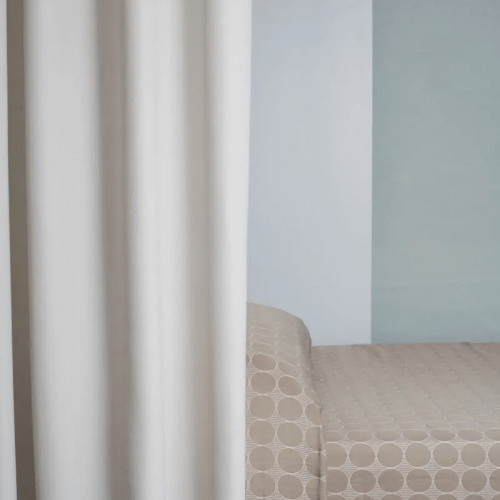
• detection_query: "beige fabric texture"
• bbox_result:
[312,343,500,500]
[246,304,500,500]
[246,303,327,499]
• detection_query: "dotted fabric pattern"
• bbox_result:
[246,303,327,500]
[311,343,500,500]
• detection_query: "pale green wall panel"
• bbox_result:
[373,0,500,344]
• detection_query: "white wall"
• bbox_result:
[247,0,373,346]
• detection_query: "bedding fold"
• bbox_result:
[246,303,500,500]
[246,303,327,500]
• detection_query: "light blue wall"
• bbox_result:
[248,0,372,346]
[373,0,500,344]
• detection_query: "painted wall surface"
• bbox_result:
[373,0,500,344]
[248,0,373,346]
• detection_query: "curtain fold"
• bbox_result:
[2,0,251,499]
[0,0,17,498]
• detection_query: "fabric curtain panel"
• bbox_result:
[1,0,252,499]
[1,0,17,498]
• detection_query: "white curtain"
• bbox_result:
[1,0,17,498]
[1,0,252,499]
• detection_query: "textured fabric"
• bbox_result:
[312,343,500,500]
[19,2,252,499]
[0,3,17,497]
[246,305,500,500]
[246,303,327,500]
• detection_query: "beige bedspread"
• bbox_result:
[246,303,327,500]
[312,343,500,500]
[246,303,500,500]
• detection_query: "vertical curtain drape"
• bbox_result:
[1,0,252,499]
[0,0,17,498]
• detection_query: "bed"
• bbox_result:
[246,303,500,500]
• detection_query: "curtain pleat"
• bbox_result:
[1,0,251,499]
[0,0,17,498]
